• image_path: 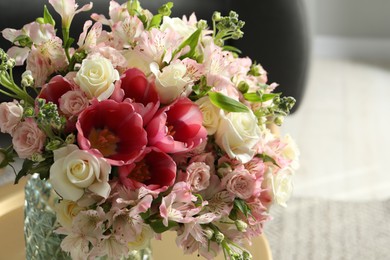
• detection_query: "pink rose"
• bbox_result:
[0,101,23,134]
[76,100,147,166]
[146,97,207,153]
[59,90,89,117]
[186,162,211,192]
[222,169,257,200]
[12,119,46,159]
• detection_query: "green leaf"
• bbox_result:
[148,14,163,29]
[14,158,53,184]
[172,28,202,60]
[234,198,251,217]
[243,92,279,103]
[257,153,280,167]
[43,5,56,26]
[222,45,242,54]
[14,160,34,184]
[149,219,178,233]
[208,92,249,113]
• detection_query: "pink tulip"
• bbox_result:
[76,100,147,166]
[146,97,207,153]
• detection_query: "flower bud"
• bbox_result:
[214,231,225,244]
[235,220,248,232]
[213,11,222,21]
[21,70,34,87]
[31,153,45,162]
[204,227,214,240]
[65,134,76,144]
[46,139,62,151]
[243,251,252,260]
[197,19,208,30]
[238,81,249,94]
[274,116,284,126]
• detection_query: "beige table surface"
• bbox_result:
[0,179,272,260]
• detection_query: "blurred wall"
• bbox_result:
[314,0,390,38]
[303,0,390,38]
[302,0,390,60]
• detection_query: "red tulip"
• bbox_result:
[147,97,207,153]
[76,99,147,166]
[118,148,176,192]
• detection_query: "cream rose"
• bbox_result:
[128,225,154,250]
[75,57,119,101]
[195,96,222,135]
[54,199,85,229]
[0,101,23,134]
[150,61,191,104]
[50,144,111,201]
[281,134,300,170]
[267,167,294,207]
[12,119,46,159]
[215,110,261,163]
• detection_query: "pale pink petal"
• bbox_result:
[7,47,29,66]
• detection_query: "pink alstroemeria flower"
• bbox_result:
[118,149,176,192]
[147,97,207,153]
[76,100,147,166]
[49,0,93,28]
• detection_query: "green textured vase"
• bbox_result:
[24,174,153,260]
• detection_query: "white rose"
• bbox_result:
[128,225,154,251]
[75,57,119,101]
[160,17,196,39]
[281,134,300,170]
[150,61,190,104]
[267,167,294,207]
[54,199,84,229]
[215,110,261,163]
[50,144,111,201]
[195,96,222,135]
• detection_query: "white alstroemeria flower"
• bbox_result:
[49,0,93,29]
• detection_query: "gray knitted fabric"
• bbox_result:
[264,198,390,260]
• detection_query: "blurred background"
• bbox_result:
[266,1,390,259]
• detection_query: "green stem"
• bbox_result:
[0,89,19,99]
[62,27,71,62]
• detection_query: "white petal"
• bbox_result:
[50,159,84,201]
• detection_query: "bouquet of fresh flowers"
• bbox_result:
[0,0,299,259]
